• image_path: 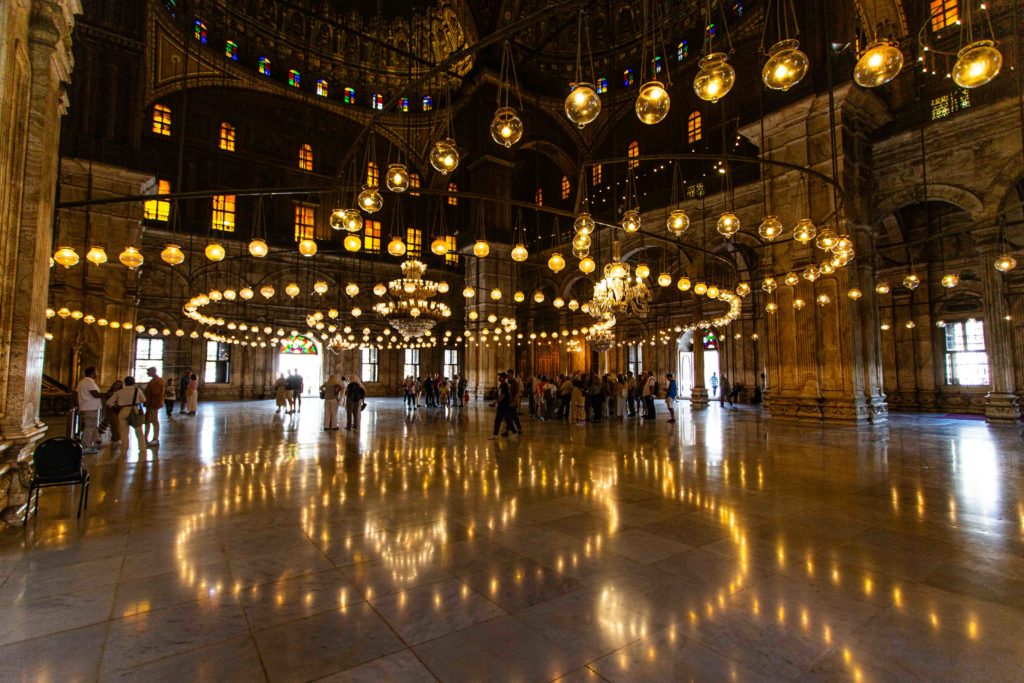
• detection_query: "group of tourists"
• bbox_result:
[402,375,468,410]
[74,367,198,454]
[272,370,306,414]
[516,371,679,427]
[317,374,368,431]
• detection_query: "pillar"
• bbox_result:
[977,236,1021,422]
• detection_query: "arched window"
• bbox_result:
[343,87,356,104]
[596,77,608,94]
[703,330,719,351]
[219,122,235,151]
[561,176,570,200]
[447,182,458,206]
[371,93,383,110]
[294,203,315,241]
[316,79,328,97]
[677,41,689,61]
[367,161,379,186]
[152,104,172,135]
[288,70,301,88]
[398,97,409,112]
[194,20,207,44]
[258,56,270,76]
[623,68,634,87]
[299,144,313,171]
[225,40,238,60]
[535,188,543,206]
[930,0,958,32]
[687,111,702,144]
[422,95,433,111]
[627,141,639,169]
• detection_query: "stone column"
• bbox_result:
[977,237,1021,422]
[463,244,516,397]
[691,301,708,408]
[0,0,82,522]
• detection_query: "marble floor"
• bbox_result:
[1,399,1023,682]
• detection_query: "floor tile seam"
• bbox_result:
[244,597,370,637]
[0,597,117,650]
[797,607,893,678]
[102,631,261,681]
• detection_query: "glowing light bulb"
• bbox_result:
[635,80,670,124]
[564,83,601,128]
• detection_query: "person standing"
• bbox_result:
[507,369,524,434]
[559,375,573,420]
[103,379,123,445]
[164,377,177,418]
[108,377,146,453]
[185,372,198,414]
[626,372,637,417]
[75,367,103,453]
[489,372,517,438]
[720,373,732,407]
[710,372,719,399]
[320,374,342,430]
[274,373,289,413]
[178,371,191,414]
[642,372,657,419]
[143,367,165,446]
[665,373,678,423]
[345,378,366,430]
[294,371,305,411]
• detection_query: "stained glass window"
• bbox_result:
[343,87,355,104]
[372,93,383,110]
[316,79,328,97]
[258,56,271,76]
[596,77,608,94]
[687,111,702,143]
[703,330,719,351]
[444,236,458,265]
[654,55,663,74]
[623,68,634,87]
[299,144,313,171]
[592,164,603,185]
[447,182,458,206]
[561,176,570,200]
[280,335,317,355]
[677,41,689,61]
[144,179,171,221]
[288,70,301,87]
[406,227,422,257]
[364,220,381,252]
[399,97,409,112]
[931,0,958,32]
[212,194,235,231]
[627,141,639,169]
[219,122,235,151]
[225,40,238,60]
[162,0,177,16]
[194,20,207,44]
[422,95,433,111]
[152,104,172,135]
[294,204,315,241]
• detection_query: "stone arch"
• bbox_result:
[873,184,985,225]
[516,140,578,183]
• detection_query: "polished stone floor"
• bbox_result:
[1,399,1023,682]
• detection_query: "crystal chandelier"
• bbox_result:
[586,317,616,352]
[373,260,451,339]
[588,241,652,320]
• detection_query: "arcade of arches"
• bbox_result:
[1,0,1023,680]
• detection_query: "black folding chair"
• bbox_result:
[23,437,90,525]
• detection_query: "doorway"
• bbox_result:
[277,334,323,397]
[677,330,721,399]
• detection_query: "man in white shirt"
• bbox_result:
[75,367,103,453]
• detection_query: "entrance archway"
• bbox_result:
[677,329,721,400]
[277,334,323,397]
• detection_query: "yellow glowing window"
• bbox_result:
[592,164,603,185]
[144,179,171,221]
[316,79,328,97]
[364,220,381,252]
[406,227,422,257]
[294,204,315,241]
[627,141,639,169]
[447,182,458,206]
[299,144,314,171]
[561,176,570,200]
[367,161,379,187]
[930,0,958,32]
[212,194,236,232]
[535,188,543,206]
[687,111,702,143]
[409,173,421,196]
[152,104,172,135]
[444,236,458,264]
[219,122,235,151]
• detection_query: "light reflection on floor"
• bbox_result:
[1,400,1023,681]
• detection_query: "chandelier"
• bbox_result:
[586,317,616,352]
[373,260,451,338]
[588,241,652,320]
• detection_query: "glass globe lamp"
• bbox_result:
[847,288,863,300]
[285,282,300,298]
[314,280,329,295]
[657,272,672,287]
[635,81,670,124]
[351,307,362,318]
[803,265,821,282]
[247,238,269,258]
[329,209,346,231]
[579,256,596,274]
[429,237,446,256]
[667,209,690,236]
[820,260,836,276]
[854,40,903,88]
[548,252,566,273]
[736,282,751,297]
[490,107,523,147]
[766,302,779,314]
[86,246,108,265]
[815,228,839,251]
[511,243,529,262]
[706,285,720,299]
[205,242,226,262]
[621,209,641,234]
[53,246,79,268]
[387,237,406,257]
[343,234,362,252]
[568,299,580,311]
[784,272,800,287]
[994,254,1017,272]
[762,39,809,91]
[490,288,502,301]
[429,138,460,175]
[693,52,736,103]
[816,293,831,307]
[119,246,144,270]
[952,40,1002,89]
[358,187,383,214]
[385,163,410,192]
[553,297,565,309]
[793,298,807,310]
[716,212,740,238]
[437,281,450,294]
[677,277,692,292]
[473,240,490,258]
[941,273,960,288]
[533,290,545,303]
[574,212,595,235]
[793,219,817,244]
[875,282,890,295]
[373,283,387,296]
[762,277,777,293]
[160,244,185,266]
[297,238,317,257]
[635,263,650,279]
[693,282,708,296]
[902,274,920,290]
[463,286,475,298]
[758,216,783,241]
[240,287,254,300]
[514,290,525,303]
[572,235,592,255]
[564,83,601,128]
[339,209,363,233]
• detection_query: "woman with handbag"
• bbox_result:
[107,376,146,453]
